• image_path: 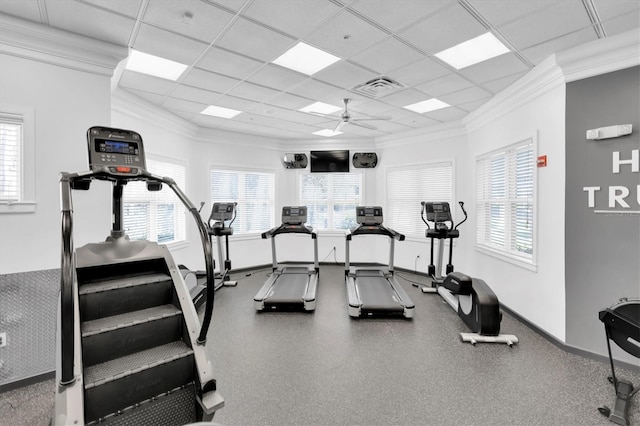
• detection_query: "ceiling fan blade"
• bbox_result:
[352,116,392,121]
[349,121,377,130]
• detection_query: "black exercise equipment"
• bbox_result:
[417,201,517,346]
[598,297,640,426]
[254,206,319,311]
[55,126,223,425]
[345,206,415,318]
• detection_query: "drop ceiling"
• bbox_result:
[1,0,638,140]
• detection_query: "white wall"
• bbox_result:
[464,62,567,341]
[0,54,115,274]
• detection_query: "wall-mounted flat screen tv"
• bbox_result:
[310,150,350,173]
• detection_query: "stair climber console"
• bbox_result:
[54,126,223,425]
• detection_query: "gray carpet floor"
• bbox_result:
[1,264,638,425]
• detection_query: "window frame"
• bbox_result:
[122,154,188,247]
[384,159,455,241]
[209,165,276,238]
[475,134,537,270]
[0,105,36,214]
[297,170,364,233]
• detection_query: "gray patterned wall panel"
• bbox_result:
[0,269,58,386]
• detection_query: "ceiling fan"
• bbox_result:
[312,98,392,132]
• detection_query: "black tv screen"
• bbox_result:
[310,150,350,173]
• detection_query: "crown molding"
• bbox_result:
[375,120,467,149]
[555,29,640,83]
[0,13,127,76]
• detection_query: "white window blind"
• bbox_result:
[386,161,454,238]
[476,138,535,262]
[210,168,275,234]
[123,158,186,244]
[0,118,22,202]
[299,173,362,230]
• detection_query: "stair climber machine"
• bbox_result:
[180,202,238,309]
[598,298,640,426]
[254,206,319,311]
[417,201,518,346]
[345,207,415,318]
[54,126,224,425]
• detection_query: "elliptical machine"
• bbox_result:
[181,202,238,309]
[417,201,518,346]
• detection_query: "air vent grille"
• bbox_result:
[352,76,406,98]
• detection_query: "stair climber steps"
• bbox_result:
[79,272,173,321]
[90,383,198,426]
[81,304,183,367]
[83,340,195,424]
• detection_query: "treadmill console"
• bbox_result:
[356,206,383,225]
[87,126,146,177]
[424,202,453,224]
[282,206,307,225]
[209,202,236,222]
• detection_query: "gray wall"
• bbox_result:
[565,66,640,362]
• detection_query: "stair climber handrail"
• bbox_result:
[58,168,217,387]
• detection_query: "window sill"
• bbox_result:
[475,244,537,272]
[0,201,36,214]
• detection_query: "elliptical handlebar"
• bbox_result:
[454,201,468,230]
[420,201,431,230]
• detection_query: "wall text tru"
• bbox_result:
[583,149,639,214]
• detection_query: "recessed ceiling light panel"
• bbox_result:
[403,98,450,114]
[201,105,242,119]
[300,102,342,115]
[313,129,343,137]
[435,32,510,70]
[125,49,188,81]
[272,42,340,75]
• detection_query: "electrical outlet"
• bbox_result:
[0,332,6,347]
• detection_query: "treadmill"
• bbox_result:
[345,206,415,318]
[254,206,319,311]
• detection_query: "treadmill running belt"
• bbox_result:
[266,272,310,303]
[355,273,403,313]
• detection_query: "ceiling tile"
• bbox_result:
[521,27,598,65]
[439,86,491,106]
[267,92,315,110]
[1,0,44,22]
[313,61,378,90]
[227,81,283,103]
[196,47,263,80]
[205,0,248,13]
[458,98,490,113]
[415,74,475,97]
[349,37,424,75]
[592,0,640,20]
[247,64,309,92]
[388,57,452,87]
[459,53,530,84]
[482,72,527,94]
[119,70,176,95]
[81,0,143,19]
[379,88,433,107]
[214,95,261,112]
[424,106,467,121]
[356,100,402,115]
[399,3,487,54]
[602,12,640,36]
[163,96,207,113]
[305,9,390,59]
[287,79,342,103]
[45,1,135,45]
[171,85,222,105]
[349,0,450,33]
[142,0,235,43]
[242,0,342,38]
[395,114,441,129]
[181,68,240,93]
[466,0,557,26]
[215,17,295,62]
[500,2,593,50]
[125,88,167,105]
[133,23,209,64]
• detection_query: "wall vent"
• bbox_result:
[352,76,406,98]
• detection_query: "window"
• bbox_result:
[0,107,35,213]
[476,137,535,264]
[0,118,21,202]
[123,157,186,244]
[386,161,454,238]
[210,168,275,234]
[299,173,362,230]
